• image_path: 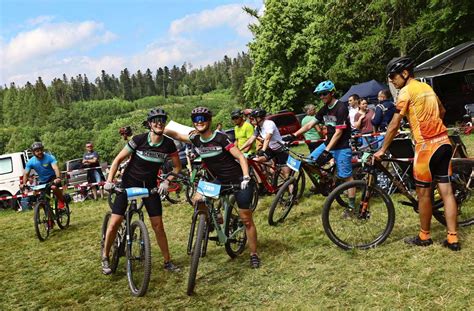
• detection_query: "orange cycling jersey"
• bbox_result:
[395,79,447,144]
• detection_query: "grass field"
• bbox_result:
[1,172,473,309]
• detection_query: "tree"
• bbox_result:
[120,68,133,101]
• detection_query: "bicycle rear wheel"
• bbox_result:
[55,199,70,229]
[34,201,51,241]
[432,159,473,227]
[322,180,395,250]
[127,220,152,297]
[187,213,207,296]
[268,176,297,226]
[224,198,247,258]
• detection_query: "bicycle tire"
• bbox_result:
[224,198,247,258]
[322,180,395,250]
[185,182,195,206]
[294,169,306,200]
[55,199,70,229]
[187,213,206,296]
[432,159,473,227]
[268,176,297,226]
[127,220,152,297]
[249,174,259,212]
[34,201,50,241]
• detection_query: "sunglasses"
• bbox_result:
[150,116,167,124]
[231,116,241,120]
[192,115,210,123]
[318,91,331,97]
[86,145,93,148]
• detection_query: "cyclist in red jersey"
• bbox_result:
[374,57,460,251]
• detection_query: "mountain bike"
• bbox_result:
[186,179,250,296]
[321,152,473,250]
[100,186,156,297]
[31,182,71,241]
[247,153,305,211]
[268,144,363,226]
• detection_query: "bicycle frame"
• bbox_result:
[187,188,244,255]
[247,157,285,194]
[363,156,418,209]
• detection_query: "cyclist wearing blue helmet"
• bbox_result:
[285,80,355,207]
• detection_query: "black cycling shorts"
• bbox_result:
[265,148,289,165]
[111,177,162,217]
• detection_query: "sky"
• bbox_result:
[0,0,263,86]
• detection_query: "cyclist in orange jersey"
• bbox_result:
[374,56,460,251]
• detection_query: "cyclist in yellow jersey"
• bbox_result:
[231,109,256,155]
[375,57,460,251]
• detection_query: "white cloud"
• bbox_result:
[26,15,55,26]
[170,4,254,38]
[1,2,263,86]
[1,21,117,66]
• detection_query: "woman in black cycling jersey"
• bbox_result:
[165,107,261,268]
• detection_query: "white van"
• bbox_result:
[0,150,30,209]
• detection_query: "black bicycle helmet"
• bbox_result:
[31,142,44,150]
[147,107,167,121]
[191,107,212,118]
[250,108,266,118]
[231,109,243,118]
[386,56,415,75]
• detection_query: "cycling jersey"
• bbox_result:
[315,100,351,150]
[395,79,447,144]
[123,132,178,187]
[189,131,243,184]
[253,120,284,151]
[235,121,256,153]
[25,153,57,183]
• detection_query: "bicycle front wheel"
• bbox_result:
[187,213,207,296]
[127,220,152,297]
[268,177,297,226]
[224,198,247,258]
[322,180,395,250]
[55,199,70,229]
[34,201,50,241]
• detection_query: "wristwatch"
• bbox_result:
[243,175,251,181]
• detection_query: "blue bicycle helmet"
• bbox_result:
[314,80,336,94]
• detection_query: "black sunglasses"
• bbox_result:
[150,116,167,123]
[318,91,330,97]
[192,115,210,123]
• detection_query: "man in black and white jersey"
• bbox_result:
[239,108,291,178]
[101,108,182,275]
[165,107,261,268]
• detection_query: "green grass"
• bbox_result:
[1,182,473,309]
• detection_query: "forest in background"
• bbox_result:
[0,0,472,164]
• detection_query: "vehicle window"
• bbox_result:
[0,158,13,175]
[270,115,297,127]
[68,159,83,171]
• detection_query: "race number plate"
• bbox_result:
[287,155,301,172]
[196,180,221,199]
[126,187,150,200]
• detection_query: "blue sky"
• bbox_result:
[0,0,263,86]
